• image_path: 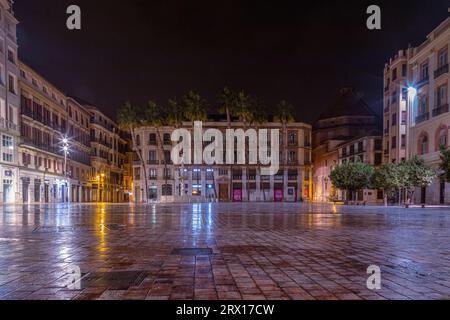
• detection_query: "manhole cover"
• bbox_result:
[171,248,212,256]
[79,271,147,290]
[102,224,126,231]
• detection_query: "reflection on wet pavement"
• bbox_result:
[0,203,449,300]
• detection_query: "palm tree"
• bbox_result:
[218,87,236,127]
[181,91,208,200]
[254,100,269,201]
[117,102,148,203]
[182,91,207,123]
[166,98,185,198]
[274,100,295,202]
[143,100,170,190]
[234,91,256,201]
[218,87,238,201]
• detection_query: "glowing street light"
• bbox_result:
[407,86,417,99]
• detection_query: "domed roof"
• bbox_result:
[317,87,377,121]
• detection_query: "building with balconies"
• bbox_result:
[407,17,450,204]
[85,104,126,203]
[383,48,414,164]
[312,87,381,203]
[132,120,312,203]
[18,62,69,203]
[67,97,93,202]
[0,0,20,203]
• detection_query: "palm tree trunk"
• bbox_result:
[156,128,168,195]
[130,127,148,203]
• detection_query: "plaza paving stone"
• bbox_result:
[0,202,449,300]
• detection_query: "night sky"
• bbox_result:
[14,0,450,123]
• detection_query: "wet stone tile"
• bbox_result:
[1,203,450,300]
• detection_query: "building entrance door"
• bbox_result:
[440,181,445,205]
[219,184,228,201]
[34,180,41,202]
[3,180,13,203]
[22,180,29,203]
[44,184,49,203]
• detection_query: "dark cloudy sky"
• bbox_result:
[14,0,450,123]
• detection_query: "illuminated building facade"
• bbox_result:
[132,121,312,203]
[0,0,20,204]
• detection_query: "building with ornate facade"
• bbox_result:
[0,0,20,204]
[132,120,313,203]
[405,18,450,204]
[312,87,382,203]
[86,104,127,203]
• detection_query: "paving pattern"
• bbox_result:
[0,203,450,300]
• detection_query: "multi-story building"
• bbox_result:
[86,104,126,203]
[18,63,69,203]
[383,49,413,164]
[336,135,384,203]
[67,97,92,202]
[0,0,20,204]
[312,87,381,203]
[407,17,450,204]
[132,120,312,203]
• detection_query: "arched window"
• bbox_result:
[435,125,448,150]
[418,132,429,155]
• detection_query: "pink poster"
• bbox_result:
[274,189,283,202]
[233,189,242,202]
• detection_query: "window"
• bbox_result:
[8,74,16,94]
[421,62,429,80]
[7,48,15,64]
[149,133,157,145]
[401,135,406,148]
[418,133,429,155]
[392,68,397,81]
[436,126,448,150]
[162,184,172,196]
[149,169,157,179]
[2,153,12,162]
[288,132,297,145]
[401,111,407,125]
[402,64,407,77]
[438,47,448,68]
[148,150,157,163]
[419,96,428,114]
[391,136,397,149]
[2,135,12,148]
[392,113,397,126]
[288,151,297,164]
[163,133,171,145]
[136,134,140,146]
[134,167,141,180]
[437,84,447,107]
[375,153,382,166]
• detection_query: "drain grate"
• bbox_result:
[79,271,147,290]
[102,224,126,231]
[171,248,212,256]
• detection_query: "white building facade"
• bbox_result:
[0,0,20,204]
[132,121,313,203]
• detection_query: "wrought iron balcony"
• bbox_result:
[432,104,449,117]
[434,64,449,79]
[415,112,430,124]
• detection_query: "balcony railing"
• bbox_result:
[147,160,159,165]
[415,112,430,124]
[417,76,430,88]
[434,64,449,78]
[432,104,449,117]
[384,128,389,136]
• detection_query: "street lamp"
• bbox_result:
[406,86,417,160]
[62,136,70,202]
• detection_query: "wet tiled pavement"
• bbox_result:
[0,203,450,300]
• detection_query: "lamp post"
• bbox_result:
[406,86,417,160]
[62,137,69,202]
